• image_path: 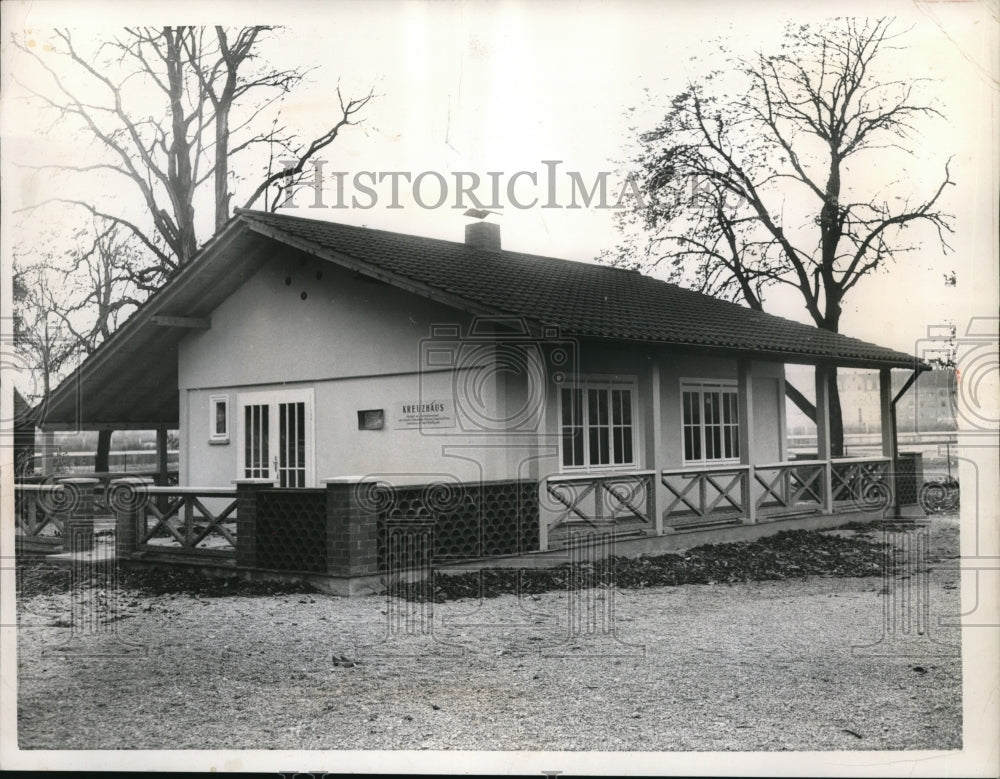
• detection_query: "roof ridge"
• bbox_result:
[235,207,645,274]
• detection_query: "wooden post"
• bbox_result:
[879,368,899,516]
[737,359,757,523]
[156,428,169,486]
[650,358,664,535]
[815,364,834,513]
[40,431,55,475]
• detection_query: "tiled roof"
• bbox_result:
[239,209,921,368]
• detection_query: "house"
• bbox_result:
[28,209,926,587]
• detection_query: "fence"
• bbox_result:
[14,455,911,572]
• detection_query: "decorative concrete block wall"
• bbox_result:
[374,479,540,571]
[256,488,328,573]
[234,477,538,578]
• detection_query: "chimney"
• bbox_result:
[465,220,501,252]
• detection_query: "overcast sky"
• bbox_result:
[1,0,996,358]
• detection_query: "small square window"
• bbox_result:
[209,394,229,444]
[357,409,384,430]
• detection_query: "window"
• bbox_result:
[560,380,635,469]
[209,394,229,444]
[237,388,314,487]
[681,381,739,465]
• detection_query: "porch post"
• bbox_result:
[650,357,665,535]
[40,431,55,475]
[879,368,899,515]
[815,363,834,513]
[156,428,169,486]
[737,359,757,523]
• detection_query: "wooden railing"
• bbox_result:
[657,456,895,528]
[134,486,238,555]
[544,471,655,532]
[753,460,827,514]
[661,465,749,527]
[17,470,180,515]
[14,484,66,537]
[831,457,892,509]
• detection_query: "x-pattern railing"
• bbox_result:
[137,488,238,551]
[545,472,654,531]
[14,485,65,536]
[831,458,892,507]
[661,466,749,523]
[754,462,825,510]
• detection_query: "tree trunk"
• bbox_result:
[164,28,198,265]
[95,429,113,472]
[214,99,232,231]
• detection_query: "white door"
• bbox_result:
[237,389,315,487]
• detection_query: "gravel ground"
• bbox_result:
[15,517,961,751]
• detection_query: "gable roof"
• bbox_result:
[38,209,924,430]
[242,209,921,366]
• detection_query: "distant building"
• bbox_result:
[785,367,956,435]
[840,369,956,434]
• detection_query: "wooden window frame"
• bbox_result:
[558,376,638,473]
[680,379,740,467]
[209,394,230,444]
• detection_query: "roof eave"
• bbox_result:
[569,334,928,371]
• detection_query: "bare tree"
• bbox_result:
[12,26,372,471]
[611,17,954,454]
[14,221,148,471]
[46,222,146,351]
[12,265,76,405]
[14,26,373,286]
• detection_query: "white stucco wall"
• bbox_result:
[177,244,788,489]
[179,249,519,487]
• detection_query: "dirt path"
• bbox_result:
[15,519,961,751]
